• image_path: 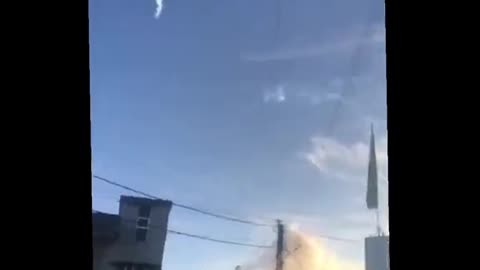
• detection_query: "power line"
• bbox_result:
[314,233,360,243]
[172,202,272,227]
[93,175,158,199]
[93,174,274,227]
[117,217,273,249]
[93,175,362,243]
[167,229,273,249]
[278,220,362,243]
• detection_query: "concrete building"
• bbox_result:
[93,196,173,270]
[365,235,390,270]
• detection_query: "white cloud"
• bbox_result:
[278,78,347,106]
[296,91,343,105]
[314,92,343,104]
[303,134,388,183]
[263,84,286,103]
[243,24,385,62]
[326,92,343,101]
[154,0,164,19]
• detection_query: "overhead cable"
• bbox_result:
[93,174,273,227]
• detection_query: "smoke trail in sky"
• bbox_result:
[154,0,163,19]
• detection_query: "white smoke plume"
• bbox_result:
[240,228,362,270]
[154,0,164,19]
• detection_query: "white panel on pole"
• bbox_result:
[365,235,389,270]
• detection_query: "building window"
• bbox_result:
[136,205,151,242]
[112,263,134,270]
[136,228,148,242]
[138,205,151,218]
[137,217,149,227]
[112,262,159,270]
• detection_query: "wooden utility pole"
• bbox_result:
[275,220,285,270]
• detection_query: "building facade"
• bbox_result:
[365,235,390,270]
[93,196,173,270]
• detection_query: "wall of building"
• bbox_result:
[94,198,172,270]
[93,242,111,270]
[365,235,389,270]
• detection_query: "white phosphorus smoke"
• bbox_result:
[240,228,362,270]
[154,0,164,19]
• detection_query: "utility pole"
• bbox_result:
[275,220,285,270]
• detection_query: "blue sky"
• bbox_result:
[90,0,387,269]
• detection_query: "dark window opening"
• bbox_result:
[136,228,148,242]
[137,217,149,227]
[138,205,151,218]
[136,206,150,241]
[112,263,133,270]
[112,262,160,270]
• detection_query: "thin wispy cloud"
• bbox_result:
[243,24,385,62]
[154,0,164,19]
[297,91,344,105]
[244,42,355,62]
[270,79,346,106]
[303,134,388,183]
[310,92,343,105]
[296,32,387,180]
[263,84,286,103]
